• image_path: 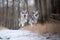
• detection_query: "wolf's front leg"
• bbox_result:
[30,23,33,26]
[19,23,21,27]
[22,24,24,27]
[29,20,33,27]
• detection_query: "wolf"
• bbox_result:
[19,10,28,27]
[28,11,39,26]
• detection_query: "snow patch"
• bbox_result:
[0,30,60,40]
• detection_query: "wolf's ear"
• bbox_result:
[25,10,27,12]
[36,11,38,14]
[22,10,25,13]
[33,10,35,13]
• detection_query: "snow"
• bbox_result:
[0,30,60,40]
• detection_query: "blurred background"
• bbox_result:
[0,0,60,30]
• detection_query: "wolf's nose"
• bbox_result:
[24,15,26,17]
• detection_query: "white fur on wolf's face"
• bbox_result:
[34,11,39,23]
[19,10,28,27]
[21,10,28,19]
[34,11,39,20]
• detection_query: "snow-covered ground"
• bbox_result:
[0,30,60,40]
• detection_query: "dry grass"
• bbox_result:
[0,22,60,35]
[0,26,9,30]
[19,22,60,35]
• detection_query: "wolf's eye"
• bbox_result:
[22,12,24,14]
[32,12,35,14]
[35,14,38,16]
[0,37,2,39]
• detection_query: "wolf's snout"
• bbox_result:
[24,15,26,17]
[35,14,38,16]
